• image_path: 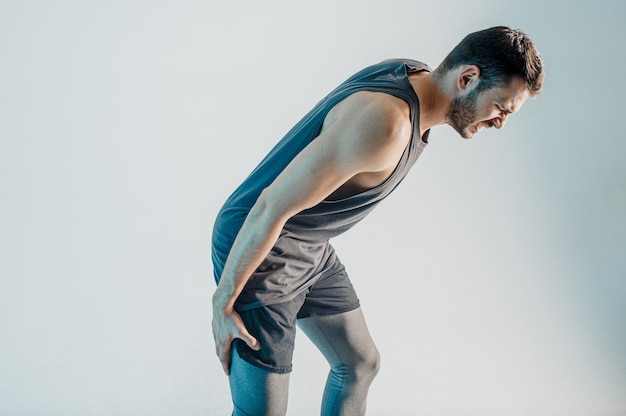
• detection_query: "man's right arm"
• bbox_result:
[211,194,290,375]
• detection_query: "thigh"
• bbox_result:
[230,347,290,416]
[297,307,379,368]
[296,253,360,320]
[235,292,308,374]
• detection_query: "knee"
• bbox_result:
[352,348,381,382]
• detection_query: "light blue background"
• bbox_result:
[1,1,624,414]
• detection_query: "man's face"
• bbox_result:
[447,77,530,139]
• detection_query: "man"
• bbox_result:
[212,26,544,415]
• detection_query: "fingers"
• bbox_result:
[213,310,261,376]
[217,337,259,376]
[219,342,232,376]
[213,323,234,375]
[239,327,261,351]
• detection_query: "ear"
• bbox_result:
[457,65,481,91]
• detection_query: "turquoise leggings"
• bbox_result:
[229,308,380,416]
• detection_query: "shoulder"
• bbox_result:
[322,91,412,172]
[344,91,412,150]
[327,91,412,141]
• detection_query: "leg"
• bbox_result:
[229,347,290,416]
[229,294,307,415]
[297,308,380,416]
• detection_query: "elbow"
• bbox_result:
[250,187,292,226]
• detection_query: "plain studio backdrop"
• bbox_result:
[1,1,625,415]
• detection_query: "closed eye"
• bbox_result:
[496,104,512,115]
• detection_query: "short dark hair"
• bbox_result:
[434,26,545,96]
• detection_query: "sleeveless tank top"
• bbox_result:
[212,59,431,309]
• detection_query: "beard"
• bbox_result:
[446,88,480,139]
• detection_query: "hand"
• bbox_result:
[212,306,260,375]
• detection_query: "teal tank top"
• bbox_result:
[212,59,431,308]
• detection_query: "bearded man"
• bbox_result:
[212,26,545,416]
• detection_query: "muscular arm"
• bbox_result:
[212,92,411,374]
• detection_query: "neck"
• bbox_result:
[408,72,450,136]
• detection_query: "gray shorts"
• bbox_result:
[233,262,360,374]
